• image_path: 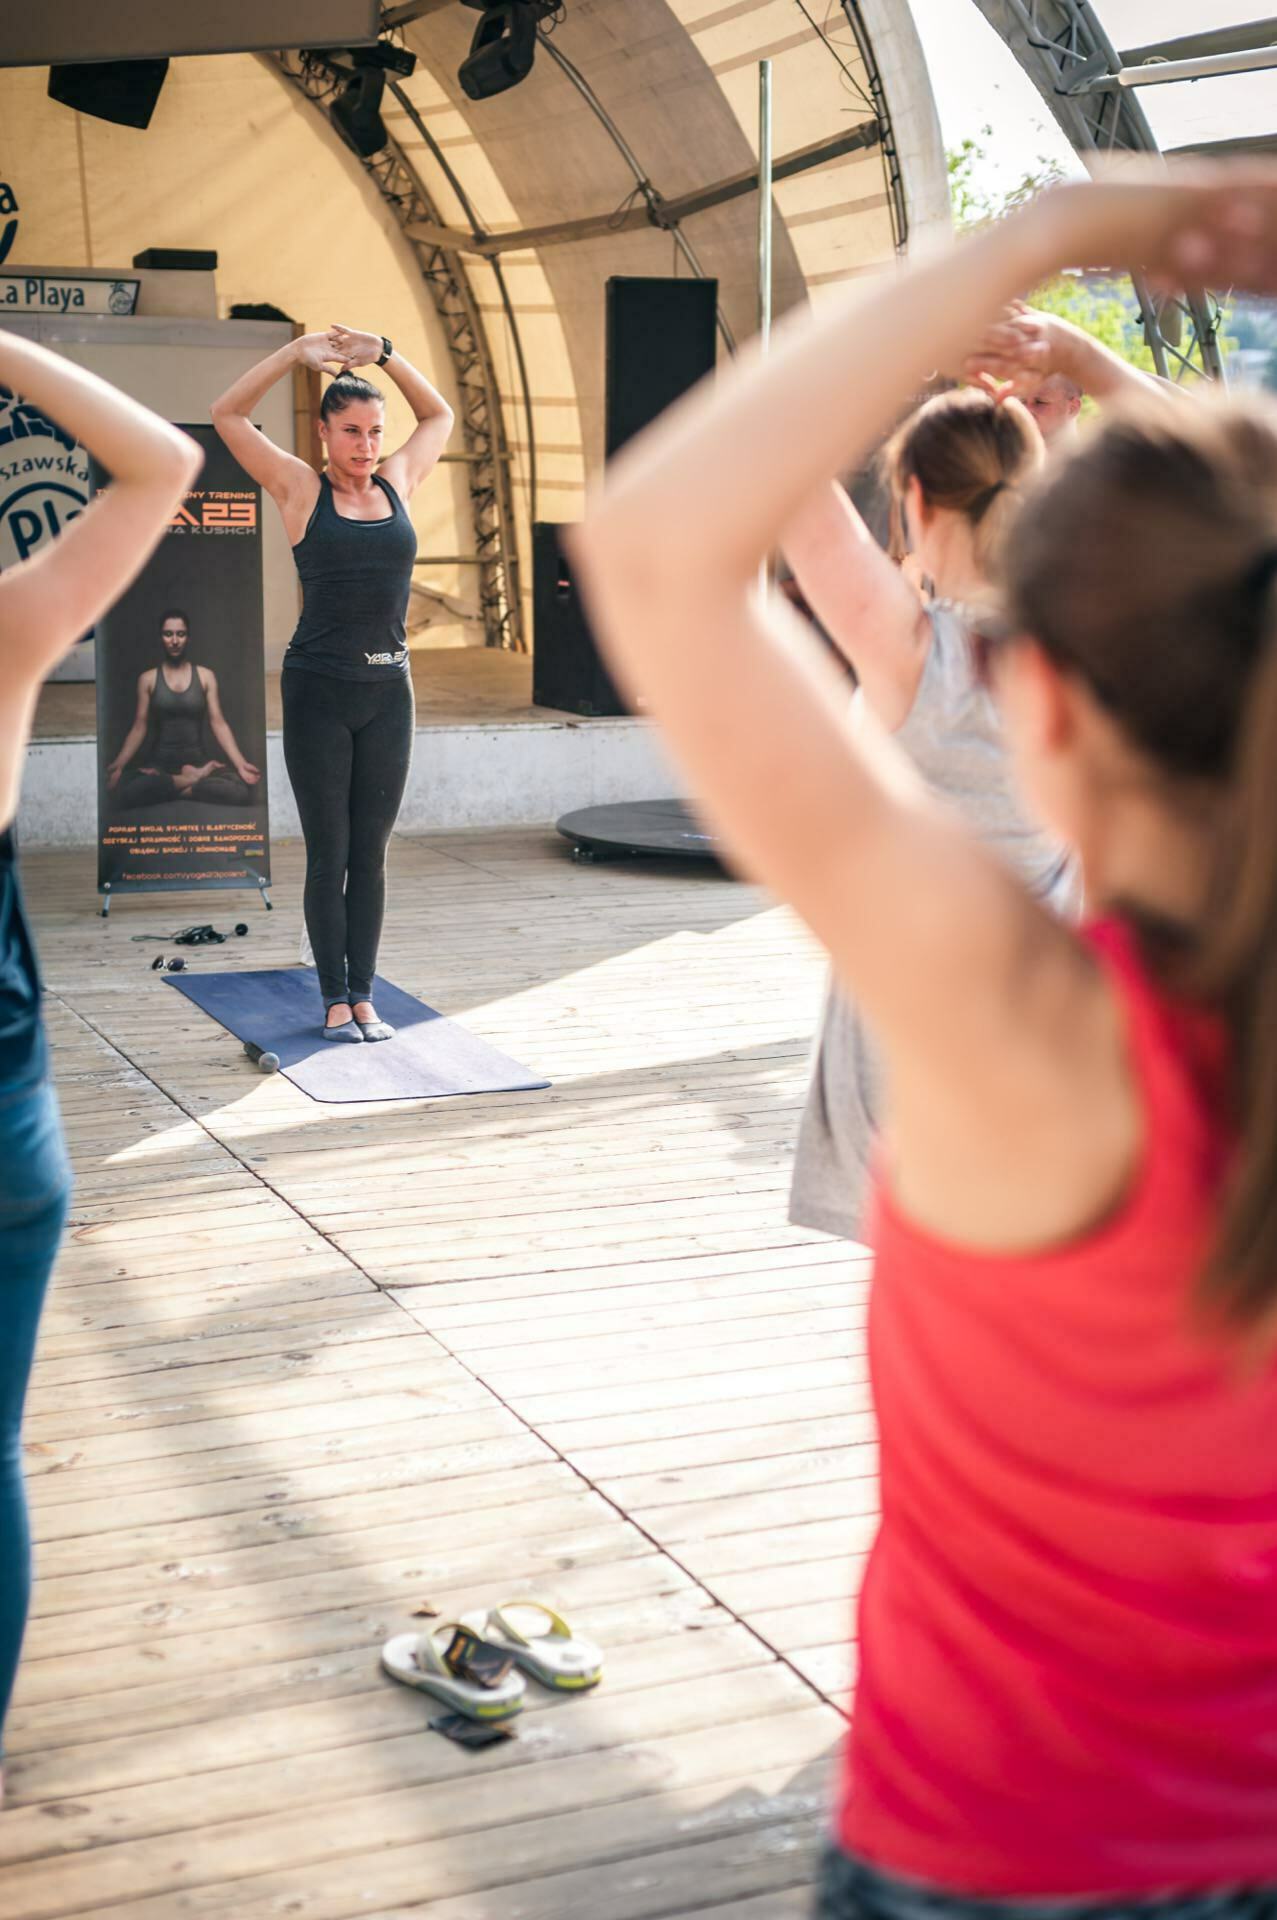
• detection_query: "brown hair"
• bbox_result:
[882,386,1044,574]
[320,373,384,421]
[1000,395,1277,1330]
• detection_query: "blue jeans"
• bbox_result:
[0,1077,70,1754]
[815,1849,1277,1920]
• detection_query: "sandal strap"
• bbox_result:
[411,1623,464,1678]
[488,1600,571,1646]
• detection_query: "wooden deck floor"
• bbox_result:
[4,829,873,1920]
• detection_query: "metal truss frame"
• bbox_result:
[968,0,1226,382]
[841,2,909,252]
[270,47,527,650]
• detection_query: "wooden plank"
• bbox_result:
[5,1666,821,1843]
[12,1559,701,1718]
[25,1407,531,1511]
[6,1603,757,1762]
[20,1522,656,1660]
[32,1432,555,1557]
[4,1794,827,1920]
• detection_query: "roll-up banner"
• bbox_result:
[94,425,271,907]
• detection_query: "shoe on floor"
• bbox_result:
[322,1014,363,1043]
[355,1015,395,1042]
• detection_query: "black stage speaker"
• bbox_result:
[531,279,719,716]
[133,248,218,272]
[48,60,170,129]
[532,523,626,719]
[605,275,719,461]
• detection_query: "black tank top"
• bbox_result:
[150,662,206,759]
[286,473,417,682]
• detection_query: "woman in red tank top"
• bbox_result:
[571,171,1277,1916]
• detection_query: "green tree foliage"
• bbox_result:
[945,129,1232,382]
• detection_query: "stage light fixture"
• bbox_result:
[331,60,390,155]
[458,0,562,102]
[322,39,417,157]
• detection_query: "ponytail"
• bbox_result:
[1193,563,1277,1328]
[320,373,383,420]
[882,387,1042,577]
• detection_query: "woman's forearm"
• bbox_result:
[382,349,453,426]
[1048,314,1170,406]
[0,333,196,488]
[210,716,243,767]
[109,720,147,771]
[210,342,300,422]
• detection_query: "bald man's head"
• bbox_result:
[1022,371,1083,445]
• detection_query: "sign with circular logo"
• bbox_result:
[0,387,92,571]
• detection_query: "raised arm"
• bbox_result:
[569,175,1277,1214]
[964,302,1173,411]
[0,332,201,825]
[327,325,454,500]
[780,481,930,727]
[210,336,335,524]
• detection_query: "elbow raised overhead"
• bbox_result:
[169,428,204,486]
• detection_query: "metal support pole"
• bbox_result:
[758,59,774,350]
[759,60,774,594]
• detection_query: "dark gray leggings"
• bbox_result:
[281,665,414,1006]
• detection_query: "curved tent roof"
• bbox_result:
[0,1,948,643]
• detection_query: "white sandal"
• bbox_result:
[459,1601,602,1692]
[381,1622,526,1722]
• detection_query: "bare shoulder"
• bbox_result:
[887,909,1142,1252]
[375,451,413,498]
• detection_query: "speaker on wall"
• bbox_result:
[532,523,626,719]
[605,276,719,461]
[48,60,170,130]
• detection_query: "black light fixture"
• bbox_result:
[331,58,389,156]
[458,0,561,102]
[321,38,417,158]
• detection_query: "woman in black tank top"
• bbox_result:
[105,607,261,810]
[211,327,453,1041]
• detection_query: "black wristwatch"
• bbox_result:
[376,336,393,367]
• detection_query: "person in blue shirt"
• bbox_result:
[0,329,200,1803]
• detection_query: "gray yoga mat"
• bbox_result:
[167,967,549,1104]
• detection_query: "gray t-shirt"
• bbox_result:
[788,602,1080,1241]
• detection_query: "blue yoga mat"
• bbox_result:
[167,967,549,1104]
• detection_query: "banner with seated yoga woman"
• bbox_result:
[93,422,271,907]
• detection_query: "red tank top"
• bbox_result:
[843,919,1277,1897]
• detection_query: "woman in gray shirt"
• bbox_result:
[784,386,1077,1240]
